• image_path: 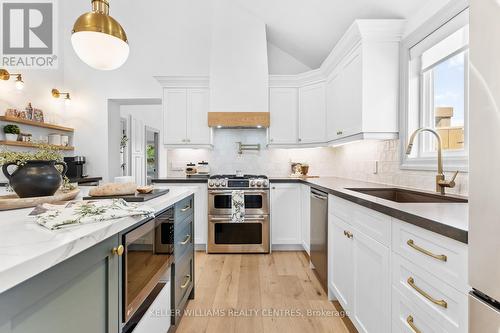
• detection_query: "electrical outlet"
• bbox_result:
[373,161,379,174]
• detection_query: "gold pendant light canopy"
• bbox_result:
[71,0,129,70]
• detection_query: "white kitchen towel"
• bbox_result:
[231,190,245,223]
[33,199,155,230]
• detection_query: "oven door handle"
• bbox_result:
[210,217,266,222]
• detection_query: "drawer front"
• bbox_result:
[329,195,353,222]
[174,250,194,310]
[351,203,391,246]
[175,217,193,259]
[175,196,194,222]
[392,253,468,333]
[392,219,468,292]
[392,287,449,333]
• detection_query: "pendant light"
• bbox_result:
[71,0,129,70]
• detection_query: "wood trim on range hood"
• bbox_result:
[208,112,270,128]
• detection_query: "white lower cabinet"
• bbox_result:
[270,183,301,246]
[328,195,468,333]
[328,208,390,333]
[300,184,311,254]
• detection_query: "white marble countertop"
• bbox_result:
[0,185,194,294]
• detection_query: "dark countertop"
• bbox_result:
[69,176,102,184]
[152,176,210,184]
[151,176,468,243]
[271,177,468,244]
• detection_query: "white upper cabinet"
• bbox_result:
[299,83,326,144]
[156,76,211,147]
[269,87,298,145]
[164,88,187,145]
[186,89,210,145]
[269,20,404,147]
[162,87,211,147]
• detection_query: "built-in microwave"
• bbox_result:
[122,208,175,324]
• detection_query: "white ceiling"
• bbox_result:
[234,0,434,68]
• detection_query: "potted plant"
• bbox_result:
[0,144,67,198]
[3,124,20,141]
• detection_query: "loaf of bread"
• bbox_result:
[88,182,137,197]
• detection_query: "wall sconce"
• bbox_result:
[52,88,71,105]
[0,69,24,90]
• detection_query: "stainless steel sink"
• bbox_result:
[346,188,468,203]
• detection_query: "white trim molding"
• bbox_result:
[154,76,209,88]
[399,0,470,172]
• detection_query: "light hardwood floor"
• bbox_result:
[176,251,351,333]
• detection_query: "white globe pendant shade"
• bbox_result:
[71,31,129,71]
[71,0,129,71]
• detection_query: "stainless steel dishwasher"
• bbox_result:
[310,188,328,291]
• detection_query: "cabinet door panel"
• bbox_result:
[269,88,298,144]
[329,215,353,311]
[164,89,187,145]
[298,83,326,143]
[187,89,210,144]
[352,229,390,333]
[326,73,342,141]
[337,52,362,138]
[271,184,301,245]
[300,184,311,254]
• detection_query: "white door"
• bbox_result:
[269,88,298,144]
[163,89,187,145]
[329,215,353,312]
[352,229,390,333]
[298,83,326,144]
[186,89,210,145]
[130,116,145,185]
[300,184,311,254]
[270,184,301,245]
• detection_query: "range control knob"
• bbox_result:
[209,181,214,187]
[221,180,227,187]
[256,180,263,187]
[215,180,221,187]
[250,180,256,186]
[263,180,269,187]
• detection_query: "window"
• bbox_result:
[401,6,469,171]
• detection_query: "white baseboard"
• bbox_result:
[271,244,305,251]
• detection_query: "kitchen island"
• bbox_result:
[0,186,195,333]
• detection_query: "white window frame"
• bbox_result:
[400,0,469,172]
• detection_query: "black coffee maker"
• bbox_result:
[64,156,87,179]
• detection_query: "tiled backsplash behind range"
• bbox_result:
[166,129,468,195]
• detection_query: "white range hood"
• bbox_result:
[208,0,269,128]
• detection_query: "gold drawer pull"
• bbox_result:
[180,275,191,289]
[407,277,447,308]
[407,239,447,262]
[111,245,124,256]
[180,205,191,212]
[406,315,422,333]
[180,234,191,245]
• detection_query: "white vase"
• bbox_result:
[5,133,18,141]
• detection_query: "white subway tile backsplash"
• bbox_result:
[166,131,468,196]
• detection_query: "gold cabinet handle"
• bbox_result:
[344,230,353,239]
[337,130,343,135]
[180,205,191,212]
[407,239,447,262]
[407,277,447,308]
[111,245,124,256]
[180,234,191,245]
[406,315,422,333]
[180,275,191,289]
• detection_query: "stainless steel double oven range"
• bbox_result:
[208,174,270,253]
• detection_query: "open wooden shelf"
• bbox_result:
[0,116,74,132]
[0,140,74,151]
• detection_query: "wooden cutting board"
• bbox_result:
[82,188,170,202]
[0,188,81,211]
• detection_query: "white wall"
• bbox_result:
[61,0,213,181]
[267,43,312,75]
